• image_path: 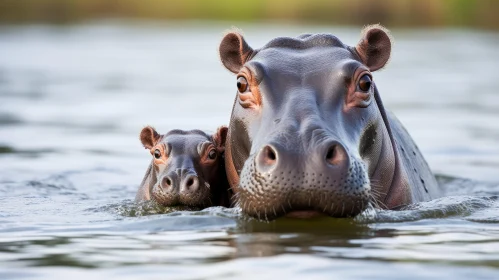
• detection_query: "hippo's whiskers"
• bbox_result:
[281,205,287,215]
[231,189,241,208]
[367,193,380,209]
[368,181,388,209]
[329,202,335,212]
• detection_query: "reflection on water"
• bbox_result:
[0,22,498,279]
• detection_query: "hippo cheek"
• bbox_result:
[236,154,371,220]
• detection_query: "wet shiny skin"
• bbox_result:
[0,23,498,279]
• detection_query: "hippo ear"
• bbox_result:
[213,126,228,153]
[355,24,392,71]
[219,31,254,74]
[140,126,161,150]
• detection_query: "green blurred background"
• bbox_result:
[0,0,498,30]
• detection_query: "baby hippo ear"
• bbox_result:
[219,31,254,74]
[140,126,161,150]
[355,24,392,71]
[212,126,228,153]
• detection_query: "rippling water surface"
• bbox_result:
[1,22,498,279]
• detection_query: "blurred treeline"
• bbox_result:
[0,0,498,30]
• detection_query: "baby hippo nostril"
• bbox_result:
[262,145,277,165]
[256,145,278,173]
[325,143,346,165]
[161,176,174,190]
[181,174,199,192]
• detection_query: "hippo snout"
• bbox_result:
[255,141,348,174]
[237,140,371,220]
[152,169,210,207]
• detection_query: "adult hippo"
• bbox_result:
[136,126,231,208]
[218,25,442,220]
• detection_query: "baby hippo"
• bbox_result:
[136,125,231,208]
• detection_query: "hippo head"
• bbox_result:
[219,25,412,220]
[137,126,229,207]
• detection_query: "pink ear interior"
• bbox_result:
[140,126,161,149]
[219,32,253,74]
[213,126,228,153]
[355,25,392,71]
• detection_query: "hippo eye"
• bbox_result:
[154,149,161,159]
[208,149,217,160]
[358,74,372,92]
[237,76,248,93]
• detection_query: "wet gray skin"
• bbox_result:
[219,25,443,220]
[136,126,230,208]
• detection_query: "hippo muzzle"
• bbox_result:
[152,158,211,207]
[239,141,370,219]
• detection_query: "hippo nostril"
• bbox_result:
[182,175,199,192]
[325,144,346,165]
[255,145,278,174]
[262,145,277,165]
[266,146,276,161]
[326,146,336,161]
[161,176,174,190]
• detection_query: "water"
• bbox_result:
[1,21,499,279]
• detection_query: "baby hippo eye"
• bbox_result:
[358,74,372,92]
[154,149,161,159]
[208,149,217,160]
[237,76,248,93]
